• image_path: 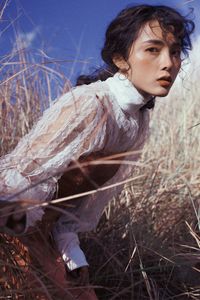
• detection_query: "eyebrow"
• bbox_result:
[143,39,181,47]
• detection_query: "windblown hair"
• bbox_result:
[76,4,195,86]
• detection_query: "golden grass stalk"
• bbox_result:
[0,8,200,299]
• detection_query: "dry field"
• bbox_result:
[0,6,200,300]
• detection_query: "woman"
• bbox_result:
[0,4,195,299]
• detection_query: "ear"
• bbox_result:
[112,54,129,71]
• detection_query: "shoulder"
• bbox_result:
[58,80,116,109]
[72,80,112,100]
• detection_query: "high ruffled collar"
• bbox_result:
[106,72,153,115]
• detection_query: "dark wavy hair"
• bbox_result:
[76,4,195,87]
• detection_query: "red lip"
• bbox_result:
[157,79,171,87]
[157,76,172,82]
[157,76,172,87]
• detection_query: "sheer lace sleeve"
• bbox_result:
[52,103,150,271]
[0,85,108,213]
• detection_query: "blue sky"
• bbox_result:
[1,0,200,83]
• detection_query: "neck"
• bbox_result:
[118,71,153,103]
[135,87,154,102]
[106,72,151,115]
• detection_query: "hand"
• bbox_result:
[0,202,26,235]
[68,266,90,286]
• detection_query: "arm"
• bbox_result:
[52,107,151,273]
[0,85,108,228]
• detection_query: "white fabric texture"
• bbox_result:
[54,232,89,270]
[0,72,150,271]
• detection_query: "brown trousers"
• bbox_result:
[18,229,98,300]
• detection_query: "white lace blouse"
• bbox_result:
[0,73,151,271]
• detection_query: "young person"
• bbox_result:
[0,4,195,299]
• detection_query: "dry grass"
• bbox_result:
[0,45,72,156]
[85,43,200,299]
[0,4,200,299]
[83,41,200,299]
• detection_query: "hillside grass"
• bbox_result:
[0,17,200,300]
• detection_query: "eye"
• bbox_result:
[146,47,160,53]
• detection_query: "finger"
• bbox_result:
[6,213,26,235]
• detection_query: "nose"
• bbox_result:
[160,50,173,71]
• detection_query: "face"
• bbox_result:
[115,20,182,99]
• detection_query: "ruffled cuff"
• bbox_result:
[1,169,30,200]
[52,231,89,271]
[1,169,46,231]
